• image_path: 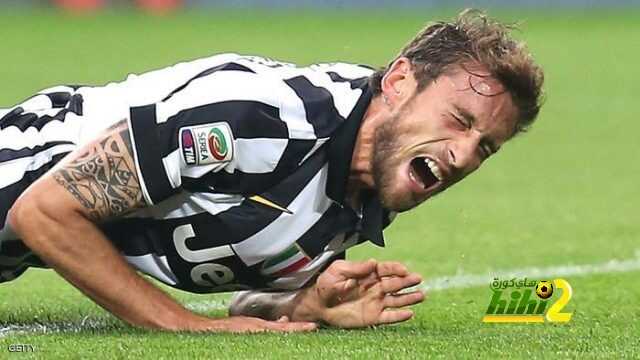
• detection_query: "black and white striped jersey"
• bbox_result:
[0,53,396,292]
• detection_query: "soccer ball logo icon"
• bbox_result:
[536,280,554,299]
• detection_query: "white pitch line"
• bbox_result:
[184,299,230,313]
[421,250,640,292]
[0,300,229,339]
[2,252,640,338]
[0,318,110,339]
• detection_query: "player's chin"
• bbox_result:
[378,187,426,212]
[374,163,430,211]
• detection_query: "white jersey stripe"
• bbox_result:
[124,254,177,285]
[0,144,76,189]
[0,112,82,151]
[161,149,182,189]
[126,117,154,205]
[229,138,289,174]
[130,191,244,220]
[299,138,328,165]
[73,54,245,113]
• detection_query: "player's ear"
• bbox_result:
[380,57,414,107]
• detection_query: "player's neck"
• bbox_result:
[348,95,387,196]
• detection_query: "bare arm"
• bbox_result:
[7,120,315,333]
[229,260,425,328]
[230,287,328,323]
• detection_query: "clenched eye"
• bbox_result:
[453,114,470,130]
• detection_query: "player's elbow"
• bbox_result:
[7,184,82,251]
[7,192,36,239]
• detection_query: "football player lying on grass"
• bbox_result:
[0,9,543,332]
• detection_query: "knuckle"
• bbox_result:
[377,263,390,274]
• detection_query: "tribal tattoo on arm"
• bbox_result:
[53,119,144,221]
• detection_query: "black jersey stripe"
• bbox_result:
[0,108,71,132]
[129,104,177,204]
[101,218,168,257]
[67,93,84,115]
[0,107,24,124]
[283,76,345,138]
[272,138,317,175]
[295,203,359,258]
[0,110,38,131]
[0,141,75,163]
[45,91,73,108]
[0,241,45,268]
[326,72,367,90]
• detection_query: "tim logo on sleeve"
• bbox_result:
[179,123,234,166]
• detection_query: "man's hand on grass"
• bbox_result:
[309,259,425,328]
[192,315,317,333]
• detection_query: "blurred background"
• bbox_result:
[0,0,638,10]
[3,0,640,13]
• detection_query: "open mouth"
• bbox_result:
[409,157,442,189]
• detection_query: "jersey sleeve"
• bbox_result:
[126,67,320,205]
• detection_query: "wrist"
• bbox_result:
[289,286,327,323]
[149,306,207,331]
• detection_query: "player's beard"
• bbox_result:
[371,113,421,212]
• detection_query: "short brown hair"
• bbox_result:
[370,9,544,133]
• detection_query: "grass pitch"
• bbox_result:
[1,8,639,359]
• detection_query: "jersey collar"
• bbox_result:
[325,78,386,247]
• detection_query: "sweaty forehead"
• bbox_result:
[440,68,518,142]
[440,65,506,97]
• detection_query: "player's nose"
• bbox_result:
[447,137,481,175]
